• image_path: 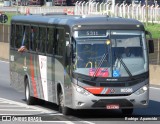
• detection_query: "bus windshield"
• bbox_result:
[111,30,148,77]
[73,30,148,78]
[73,38,111,77]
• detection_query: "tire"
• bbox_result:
[58,91,71,115]
[122,108,133,115]
[25,79,35,105]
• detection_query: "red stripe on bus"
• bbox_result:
[84,87,104,94]
[30,55,38,98]
[106,88,111,94]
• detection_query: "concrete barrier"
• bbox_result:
[0,42,9,60]
[149,65,160,85]
[0,43,159,85]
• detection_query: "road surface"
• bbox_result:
[0,60,160,124]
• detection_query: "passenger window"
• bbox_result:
[55,28,64,56]
[47,28,54,54]
[17,26,29,52]
[24,26,29,50]
[10,24,16,48]
[15,25,23,48]
[39,27,46,53]
[30,26,39,51]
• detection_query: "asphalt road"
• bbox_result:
[0,60,160,124]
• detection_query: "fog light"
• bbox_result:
[77,102,84,106]
[130,99,135,103]
[141,100,147,105]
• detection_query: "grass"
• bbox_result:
[3,12,19,25]
[144,23,160,39]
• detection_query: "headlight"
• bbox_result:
[135,85,148,95]
[73,84,91,96]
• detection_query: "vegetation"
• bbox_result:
[4,12,19,25]
[144,23,160,39]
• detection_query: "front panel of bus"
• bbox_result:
[70,28,149,110]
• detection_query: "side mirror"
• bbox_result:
[148,40,154,53]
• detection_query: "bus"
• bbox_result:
[10,13,154,115]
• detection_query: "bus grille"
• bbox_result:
[92,99,133,108]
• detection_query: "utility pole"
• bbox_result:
[146,0,148,26]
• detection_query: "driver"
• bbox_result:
[77,44,91,68]
[122,47,135,58]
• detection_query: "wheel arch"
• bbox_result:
[24,74,32,95]
[56,82,64,105]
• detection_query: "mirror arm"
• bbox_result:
[145,31,152,39]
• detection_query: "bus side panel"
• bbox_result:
[55,56,64,97]
[47,56,56,103]
[34,54,56,102]
[28,53,44,99]
[54,56,72,108]
[10,50,25,92]
[64,65,73,108]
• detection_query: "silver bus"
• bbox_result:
[10,14,154,115]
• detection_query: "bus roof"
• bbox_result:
[11,14,145,30]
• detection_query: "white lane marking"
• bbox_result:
[0,114,38,115]
[0,98,56,114]
[0,113,63,116]
[67,116,95,124]
[79,121,95,124]
[32,121,74,124]
[0,60,9,63]
[0,105,25,107]
[150,87,160,90]
[0,109,41,111]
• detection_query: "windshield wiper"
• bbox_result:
[91,53,108,79]
[117,57,132,77]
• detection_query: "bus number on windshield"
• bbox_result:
[86,31,98,36]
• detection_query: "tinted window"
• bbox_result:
[55,28,64,56]
[10,24,16,48]
[39,27,46,53]
[47,28,54,54]
[15,25,23,48]
[30,26,39,51]
[24,26,30,50]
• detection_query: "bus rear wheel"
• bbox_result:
[58,91,70,115]
[122,108,133,115]
[25,79,35,105]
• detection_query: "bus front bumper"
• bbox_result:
[71,84,149,110]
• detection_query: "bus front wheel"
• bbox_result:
[121,108,133,115]
[25,79,35,105]
[58,91,70,115]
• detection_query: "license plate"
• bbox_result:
[106,104,119,109]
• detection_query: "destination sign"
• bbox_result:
[78,30,107,37]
